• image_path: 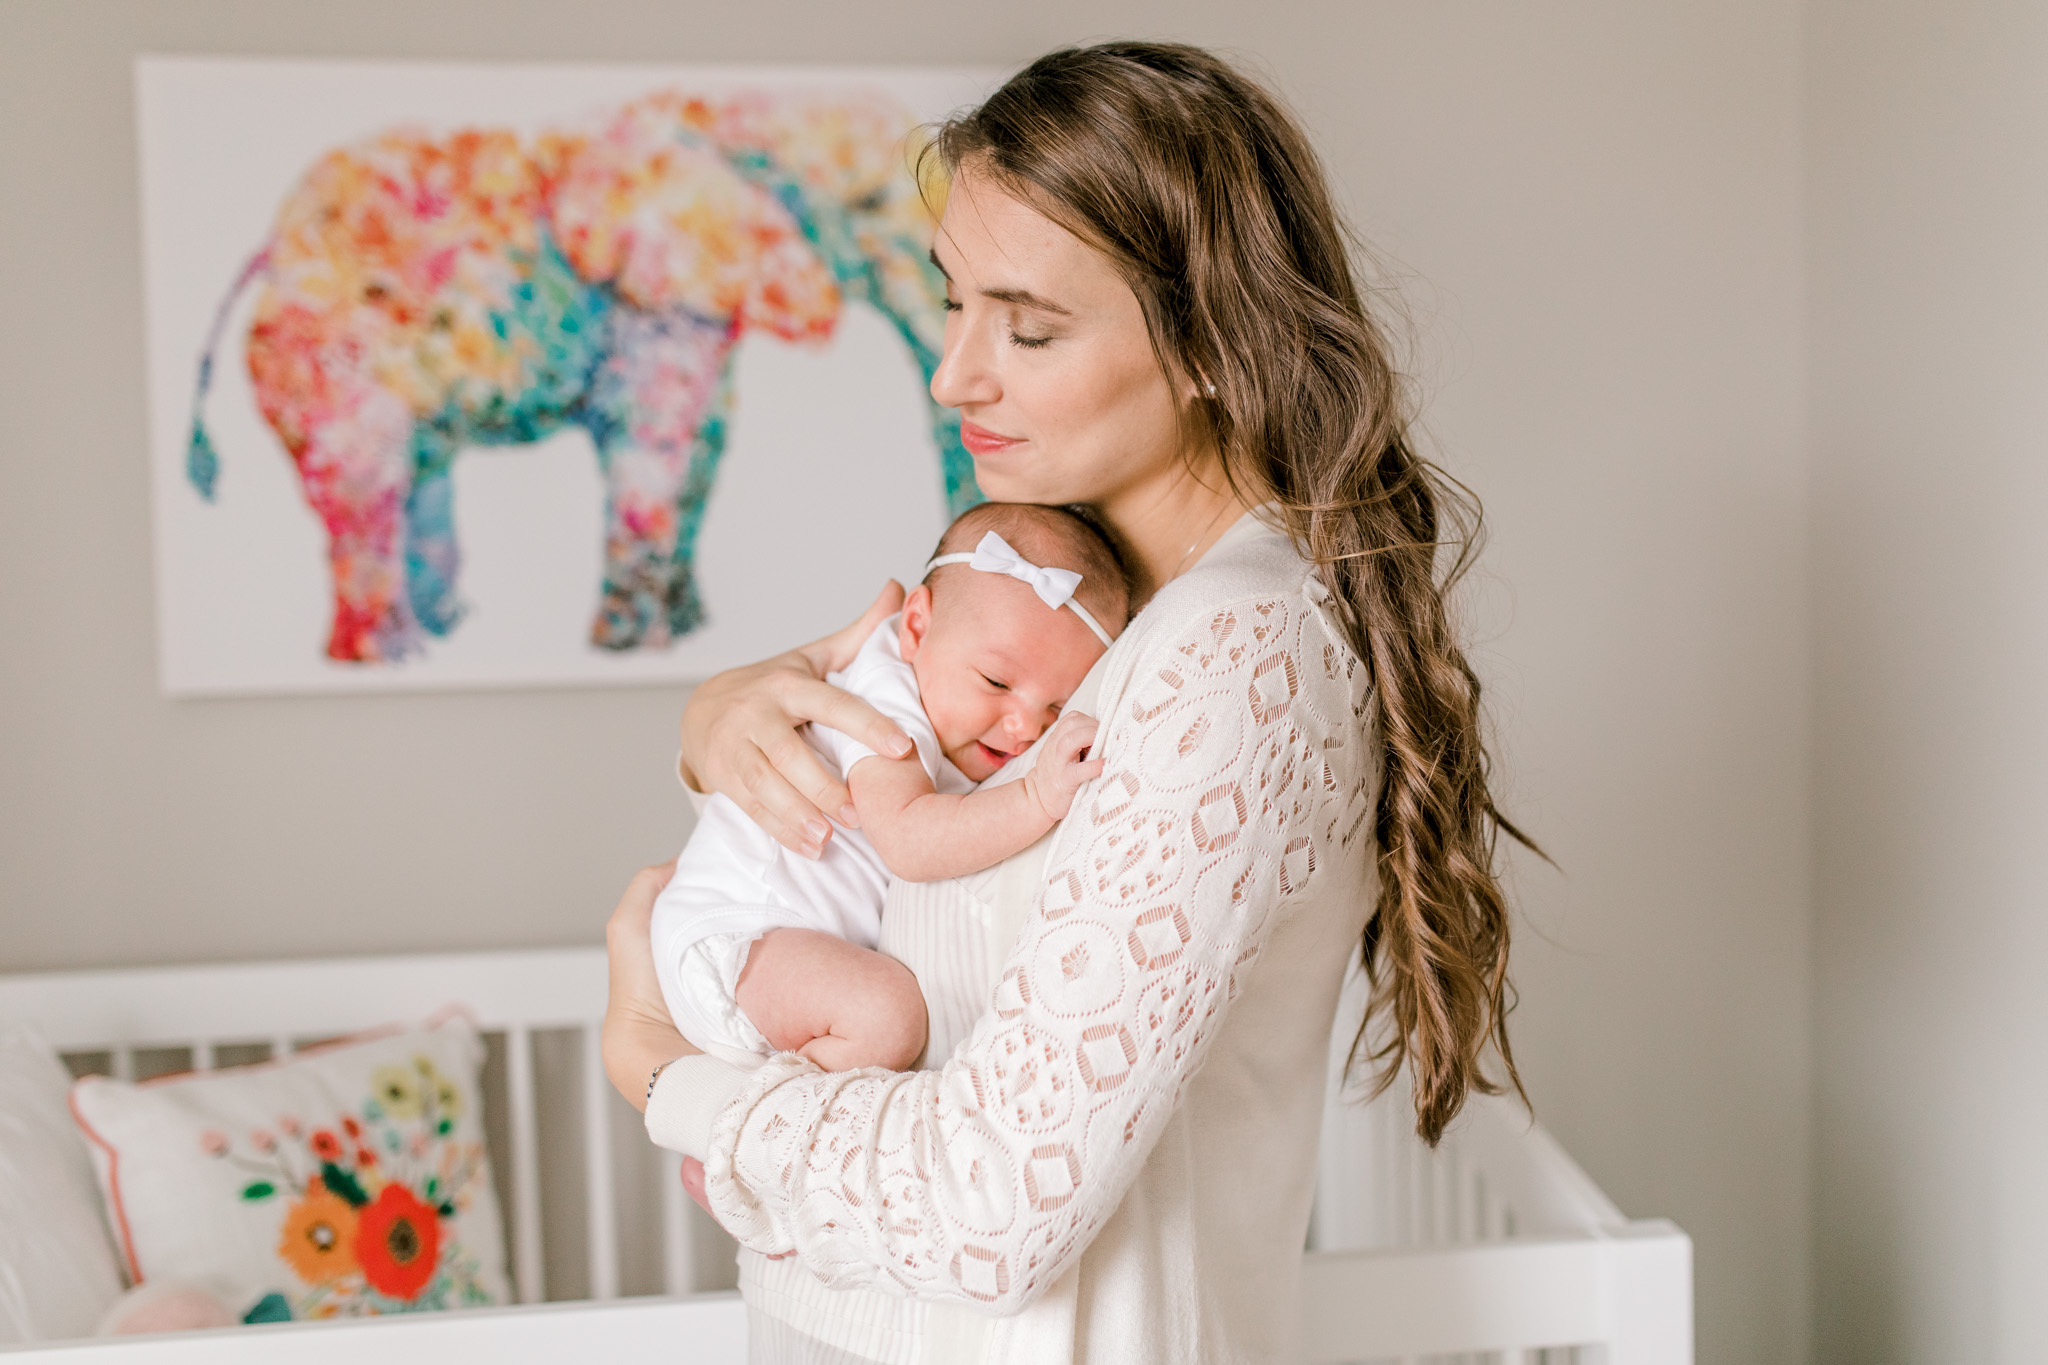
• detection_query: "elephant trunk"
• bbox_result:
[185,245,272,501]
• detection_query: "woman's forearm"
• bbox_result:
[601,1011,692,1114]
[600,860,698,1113]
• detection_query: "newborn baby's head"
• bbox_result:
[900,503,1132,782]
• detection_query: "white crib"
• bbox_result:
[0,948,1690,1363]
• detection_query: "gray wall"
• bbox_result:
[0,5,1813,1363]
[1808,1,2048,1360]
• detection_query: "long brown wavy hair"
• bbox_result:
[930,42,1536,1144]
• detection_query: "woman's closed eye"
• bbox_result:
[1008,328,1053,349]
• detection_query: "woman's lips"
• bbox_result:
[960,421,1023,458]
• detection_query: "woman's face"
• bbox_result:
[928,170,1187,512]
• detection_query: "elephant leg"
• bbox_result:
[294,382,422,662]
[405,426,465,638]
[584,309,734,651]
[667,367,736,640]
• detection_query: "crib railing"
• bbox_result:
[1304,969,1693,1363]
[0,947,1691,1362]
[0,947,718,1306]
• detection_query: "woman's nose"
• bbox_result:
[930,315,997,409]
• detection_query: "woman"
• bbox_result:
[602,41,1525,1363]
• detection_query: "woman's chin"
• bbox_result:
[966,458,1038,504]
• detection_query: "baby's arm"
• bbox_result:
[849,711,1101,883]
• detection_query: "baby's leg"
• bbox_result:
[735,929,928,1071]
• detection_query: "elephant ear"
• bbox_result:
[549,99,839,339]
[682,90,919,216]
[683,91,949,360]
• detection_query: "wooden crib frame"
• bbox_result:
[0,947,1691,1363]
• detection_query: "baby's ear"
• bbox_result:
[898,585,933,661]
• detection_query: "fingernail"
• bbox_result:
[839,804,861,829]
[887,734,914,757]
[800,841,824,861]
[804,817,831,842]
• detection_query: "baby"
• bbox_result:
[651,501,1132,1071]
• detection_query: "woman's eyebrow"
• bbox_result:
[928,249,1073,317]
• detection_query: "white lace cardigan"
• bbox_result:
[647,510,1377,1364]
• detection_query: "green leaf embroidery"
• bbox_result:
[242,1292,291,1324]
[240,1181,276,1201]
[320,1160,369,1208]
[436,1118,452,1136]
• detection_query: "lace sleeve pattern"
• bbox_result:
[701,590,1370,1313]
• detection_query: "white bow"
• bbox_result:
[969,532,1083,609]
[923,531,1114,647]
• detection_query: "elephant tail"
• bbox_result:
[186,245,272,501]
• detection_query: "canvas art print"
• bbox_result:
[138,58,999,695]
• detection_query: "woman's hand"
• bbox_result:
[680,1156,711,1216]
[678,1157,791,1258]
[677,582,915,858]
[601,860,697,1113]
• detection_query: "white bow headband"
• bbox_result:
[923,531,1114,648]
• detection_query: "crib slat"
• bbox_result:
[504,1025,546,1304]
[110,1045,133,1082]
[194,1039,216,1073]
[1439,1146,1460,1246]
[580,1024,619,1300]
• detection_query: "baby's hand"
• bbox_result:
[1023,711,1102,822]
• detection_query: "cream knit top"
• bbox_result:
[647,510,1377,1364]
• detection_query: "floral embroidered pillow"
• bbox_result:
[70,1014,510,1324]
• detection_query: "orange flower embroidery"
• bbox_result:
[278,1177,360,1284]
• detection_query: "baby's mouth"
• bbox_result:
[974,739,1015,770]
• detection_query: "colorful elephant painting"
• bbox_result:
[186,89,976,663]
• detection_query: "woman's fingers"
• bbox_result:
[680,1157,712,1215]
[680,1159,791,1258]
[733,675,910,853]
[738,747,838,858]
[784,672,913,768]
[606,860,677,943]
[674,582,911,853]
[754,694,865,815]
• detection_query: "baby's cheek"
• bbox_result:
[920,680,989,750]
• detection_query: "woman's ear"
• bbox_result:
[898,584,934,662]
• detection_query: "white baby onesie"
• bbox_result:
[650,617,973,1064]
